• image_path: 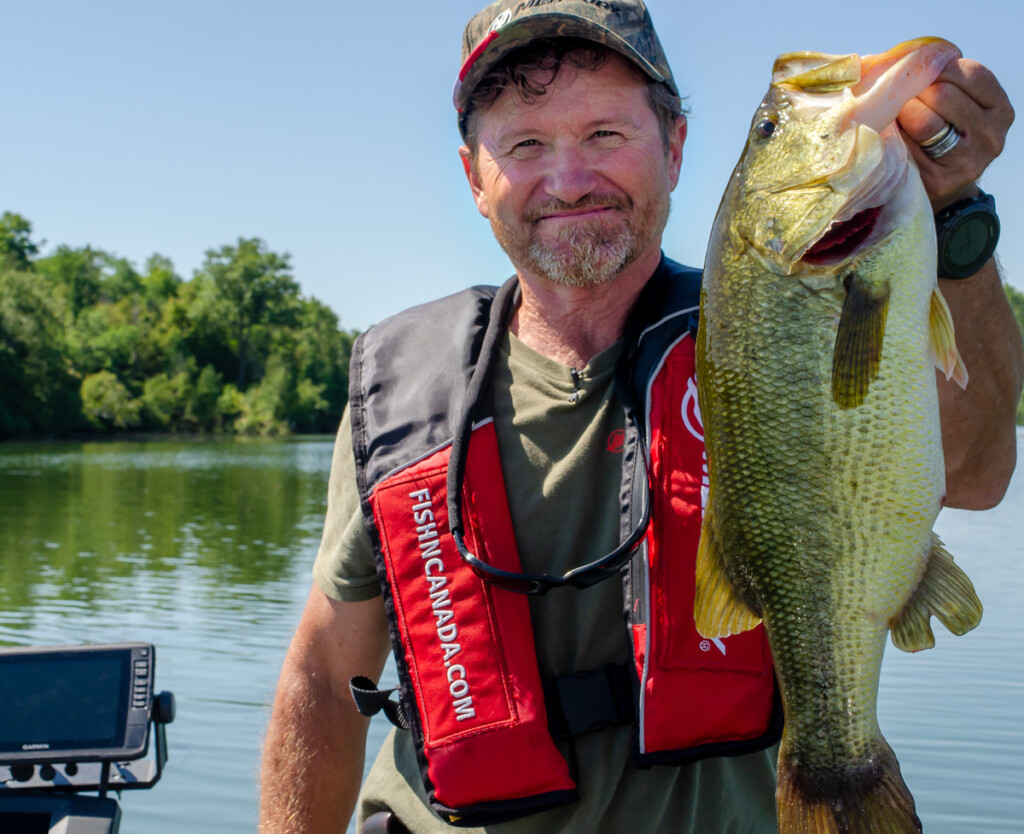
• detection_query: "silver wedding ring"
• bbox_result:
[919,123,961,159]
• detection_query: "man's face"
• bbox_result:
[461,54,685,288]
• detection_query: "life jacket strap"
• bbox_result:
[543,663,634,741]
[351,664,635,742]
[349,675,410,730]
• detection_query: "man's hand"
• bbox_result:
[890,51,1022,508]
[897,55,1014,209]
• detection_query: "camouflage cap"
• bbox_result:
[454,0,678,121]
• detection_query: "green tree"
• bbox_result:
[0,212,40,272]
[142,254,182,304]
[0,269,80,436]
[80,371,141,431]
[199,238,300,389]
[290,299,355,431]
[233,356,291,436]
[141,370,192,431]
[69,302,145,378]
[35,245,110,318]
[104,256,143,303]
[0,214,358,439]
[186,364,224,431]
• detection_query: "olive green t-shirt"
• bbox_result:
[313,331,778,833]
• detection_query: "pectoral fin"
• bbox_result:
[832,273,890,409]
[890,534,983,653]
[929,286,968,388]
[694,496,762,638]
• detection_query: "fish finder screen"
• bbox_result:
[0,651,127,753]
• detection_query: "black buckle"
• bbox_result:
[362,812,411,834]
[349,676,409,730]
[544,664,634,741]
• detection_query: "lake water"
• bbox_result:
[0,432,1020,833]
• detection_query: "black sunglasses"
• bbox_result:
[450,412,652,595]
[444,278,652,596]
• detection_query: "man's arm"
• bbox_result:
[897,54,1023,508]
[936,260,1024,509]
[260,586,391,833]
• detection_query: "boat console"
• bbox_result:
[0,642,174,834]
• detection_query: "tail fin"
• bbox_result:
[776,738,921,833]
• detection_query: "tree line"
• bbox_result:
[0,212,357,438]
[2,211,1022,438]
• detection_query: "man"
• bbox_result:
[260,2,1022,832]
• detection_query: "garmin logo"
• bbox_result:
[22,743,50,750]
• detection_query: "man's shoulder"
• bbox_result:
[630,255,702,329]
[661,255,702,278]
[657,255,703,309]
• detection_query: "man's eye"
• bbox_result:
[514,139,539,149]
[593,130,619,139]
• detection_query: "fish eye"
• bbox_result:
[754,118,777,139]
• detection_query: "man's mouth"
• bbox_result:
[526,196,629,225]
[540,207,617,222]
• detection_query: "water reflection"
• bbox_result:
[0,436,334,833]
[0,438,330,618]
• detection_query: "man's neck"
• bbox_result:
[510,249,660,368]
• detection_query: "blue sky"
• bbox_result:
[4,0,1022,331]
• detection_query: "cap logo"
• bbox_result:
[489,10,513,32]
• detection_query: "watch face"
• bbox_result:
[938,201,1000,279]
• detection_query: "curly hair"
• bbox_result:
[460,38,685,152]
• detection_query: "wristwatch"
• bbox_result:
[935,189,1000,280]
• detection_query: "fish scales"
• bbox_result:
[695,38,982,834]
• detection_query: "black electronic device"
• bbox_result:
[0,642,175,834]
[935,189,1000,280]
[0,643,155,766]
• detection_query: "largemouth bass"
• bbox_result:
[695,38,983,834]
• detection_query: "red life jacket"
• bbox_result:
[349,259,781,826]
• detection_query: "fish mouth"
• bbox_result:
[744,38,958,273]
[774,38,960,134]
[801,206,883,266]
[845,38,960,133]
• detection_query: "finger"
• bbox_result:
[898,96,951,145]
[933,59,1011,113]
[898,59,1013,140]
[912,62,1013,141]
[895,56,1014,207]
[898,63,1012,160]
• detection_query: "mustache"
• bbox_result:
[524,194,631,224]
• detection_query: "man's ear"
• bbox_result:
[667,115,687,191]
[459,145,491,219]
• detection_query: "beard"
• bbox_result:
[490,190,669,288]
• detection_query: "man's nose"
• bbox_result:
[543,146,597,205]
